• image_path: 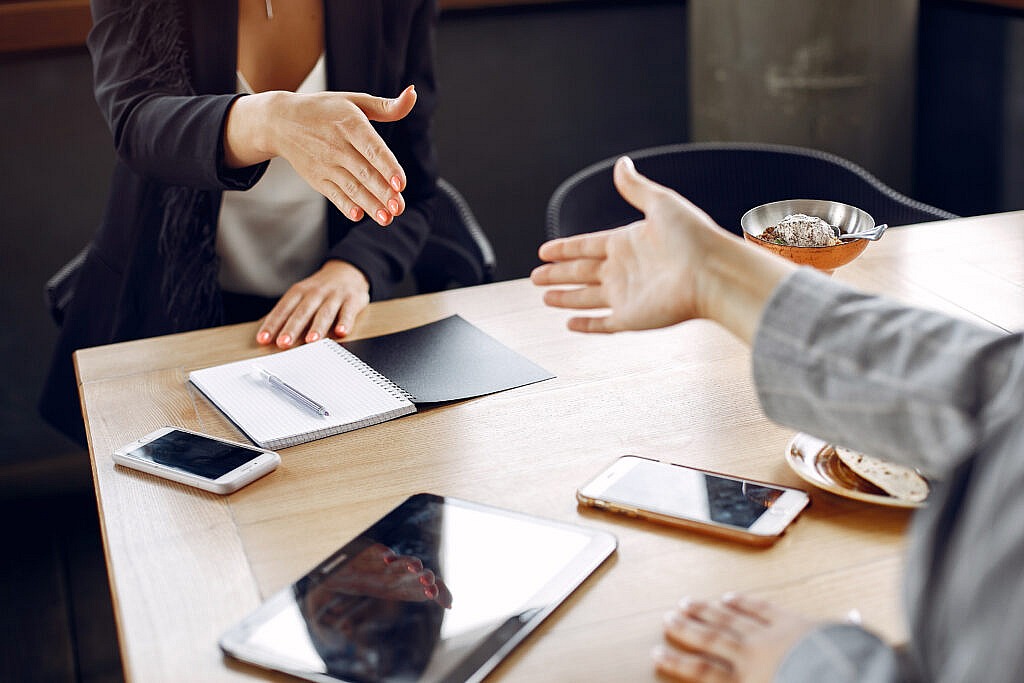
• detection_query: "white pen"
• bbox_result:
[252,365,330,417]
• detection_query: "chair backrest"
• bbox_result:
[546,142,958,240]
[413,178,496,293]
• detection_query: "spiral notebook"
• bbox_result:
[188,315,553,450]
[189,339,415,450]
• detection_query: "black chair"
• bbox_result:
[546,142,957,240]
[413,178,496,293]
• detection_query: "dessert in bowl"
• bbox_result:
[740,199,874,274]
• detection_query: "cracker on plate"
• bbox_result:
[834,446,929,503]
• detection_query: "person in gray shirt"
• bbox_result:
[531,156,1023,683]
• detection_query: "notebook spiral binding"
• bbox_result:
[332,344,417,404]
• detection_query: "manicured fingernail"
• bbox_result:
[278,334,291,346]
[335,324,347,337]
[376,209,390,224]
[390,175,403,192]
[388,198,400,214]
[257,331,271,344]
[306,331,320,343]
[350,207,363,221]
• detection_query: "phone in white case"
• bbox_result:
[113,426,280,494]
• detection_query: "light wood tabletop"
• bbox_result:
[76,210,1023,682]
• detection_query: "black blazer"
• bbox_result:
[41,0,440,444]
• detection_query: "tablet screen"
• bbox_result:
[220,494,616,683]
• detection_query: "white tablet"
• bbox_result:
[220,493,617,683]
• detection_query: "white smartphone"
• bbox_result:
[112,426,280,494]
[577,455,810,546]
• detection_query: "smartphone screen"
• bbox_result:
[578,456,809,541]
[603,460,781,527]
[123,429,266,480]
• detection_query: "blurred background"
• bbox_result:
[1,0,1022,680]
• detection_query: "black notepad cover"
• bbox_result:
[342,315,554,403]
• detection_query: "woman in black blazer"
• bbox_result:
[41,0,441,444]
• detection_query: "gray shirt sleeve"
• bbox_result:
[775,624,905,682]
[751,267,1019,481]
[752,268,1024,683]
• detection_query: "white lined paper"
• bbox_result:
[189,339,415,449]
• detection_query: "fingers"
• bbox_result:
[255,263,369,348]
[567,316,616,334]
[323,170,397,227]
[651,645,733,683]
[434,579,454,609]
[257,290,304,349]
[719,592,775,626]
[319,135,404,226]
[293,90,412,226]
[530,257,603,287]
[659,595,777,670]
[542,285,607,310]
[613,155,664,213]
[674,598,749,639]
[350,84,417,124]
[306,297,343,343]
[537,231,612,264]
[343,85,416,211]
[663,605,742,663]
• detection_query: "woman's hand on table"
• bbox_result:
[225,85,417,227]
[653,593,816,682]
[256,260,370,348]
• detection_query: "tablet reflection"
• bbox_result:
[296,503,451,682]
[265,494,593,682]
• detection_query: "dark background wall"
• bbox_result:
[1,0,1022,486]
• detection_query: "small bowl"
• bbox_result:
[740,199,873,274]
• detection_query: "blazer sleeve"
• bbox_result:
[88,0,266,190]
[751,267,1023,482]
[774,624,904,682]
[324,0,439,299]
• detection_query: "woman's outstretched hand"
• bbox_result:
[531,156,718,333]
[226,85,418,227]
[531,156,795,345]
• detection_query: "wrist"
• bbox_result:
[322,259,370,292]
[692,229,737,324]
[698,231,794,346]
[224,91,286,167]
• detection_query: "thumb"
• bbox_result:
[613,155,664,214]
[351,85,417,123]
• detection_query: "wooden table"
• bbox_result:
[77,211,1024,682]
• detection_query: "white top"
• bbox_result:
[217,54,328,297]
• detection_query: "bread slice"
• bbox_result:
[834,446,929,503]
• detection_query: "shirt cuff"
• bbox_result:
[775,623,899,683]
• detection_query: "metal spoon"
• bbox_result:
[832,223,889,241]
